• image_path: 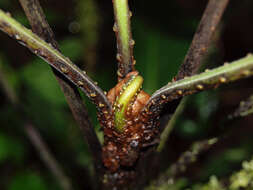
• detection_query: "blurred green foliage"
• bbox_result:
[8,172,49,190]
[0,133,25,164]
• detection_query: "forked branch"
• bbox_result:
[0,9,111,113]
[145,0,229,135]
[18,0,59,49]
[176,0,230,80]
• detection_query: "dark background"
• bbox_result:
[0,0,253,189]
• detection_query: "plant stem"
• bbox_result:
[0,9,112,113]
[113,0,135,80]
[24,123,74,190]
[144,54,253,114]
[114,75,143,132]
[0,68,73,190]
[152,138,218,188]
[157,98,187,152]
[176,0,230,80]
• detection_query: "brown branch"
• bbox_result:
[176,0,230,80]
[17,0,104,177]
[152,138,218,188]
[0,68,73,190]
[143,0,230,136]
[24,123,74,190]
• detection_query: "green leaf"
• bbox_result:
[133,19,189,94]
[0,133,25,164]
[177,119,198,138]
[0,0,11,7]
[8,172,48,190]
[59,37,83,62]
[19,58,66,106]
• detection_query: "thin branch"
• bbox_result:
[229,95,253,119]
[0,70,17,104]
[112,0,135,80]
[0,6,108,177]
[18,0,59,49]
[0,68,73,190]
[24,123,74,190]
[176,0,230,80]
[0,9,112,113]
[143,54,253,115]
[156,98,187,152]
[153,138,218,188]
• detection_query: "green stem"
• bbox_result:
[157,98,187,152]
[114,75,143,132]
[0,9,112,114]
[145,54,253,114]
[113,0,135,80]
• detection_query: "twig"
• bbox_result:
[157,98,187,152]
[0,68,73,190]
[112,0,135,80]
[18,0,59,49]
[24,123,74,190]
[229,95,253,119]
[0,69,17,104]
[143,54,253,117]
[154,138,218,188]
[176,0,230,80]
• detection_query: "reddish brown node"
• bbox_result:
[107,71,139,104]
[102,71,154,172]
[102,141,120,172]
